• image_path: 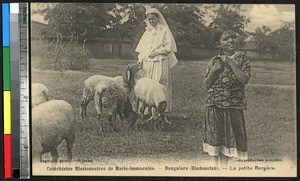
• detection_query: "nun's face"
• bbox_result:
[147,13,159,27]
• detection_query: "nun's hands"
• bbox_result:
[137,59,143,69]
[149,50,167,59]
[149,51,158,59]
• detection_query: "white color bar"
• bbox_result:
[10,3,19,14]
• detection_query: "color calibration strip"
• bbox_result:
[3,3,30,179]
[3,3,12,179]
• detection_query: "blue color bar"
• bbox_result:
[2,3,10,46]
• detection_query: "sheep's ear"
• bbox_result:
[42,91,49,101]
[127,68,131,82]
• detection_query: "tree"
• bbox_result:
[102,3,146,41]
[39,3,116,39]
[269,22,295,61]
[33,3,116,70]
[250,22,295,61]
[154,3,213,47]
[209,4,250,35]
[208,4,250,48]
[251,25,272,52]
[107,3,212,47]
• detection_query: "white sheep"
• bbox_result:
[31,83,49,108]
[134,78,171,130]
[32,100,75,162]
[93,76,137,132]
[80,63,140,117]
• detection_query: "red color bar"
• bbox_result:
[4,134,12,178]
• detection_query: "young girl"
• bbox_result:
[203,30,251,167]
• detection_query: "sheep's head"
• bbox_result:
[157,101,167,115]
[125,63,140,89]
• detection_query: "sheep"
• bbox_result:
[31,83,49,108]
[134,78,171,130]
[32,100,75,163]
[93,76,137,132]
[80,63,140,117]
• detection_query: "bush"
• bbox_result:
[31,39,91,71]
[62,42,91,71]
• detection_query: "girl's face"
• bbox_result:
[218,30,237,55]
[147,13,159,27]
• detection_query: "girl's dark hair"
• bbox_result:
[213,28,225,42]
[146,13,159,19]
[213,28,237,42]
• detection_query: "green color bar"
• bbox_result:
[3,47,10,90]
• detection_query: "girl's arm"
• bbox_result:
[223,57,250,84]
[204,58,224,89]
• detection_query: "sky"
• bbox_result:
[31,3,295,33]
[242,4,295,32]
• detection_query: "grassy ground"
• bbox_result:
[31,58,296,164]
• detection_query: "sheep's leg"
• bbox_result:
[143,106,150,117]
[123,110,137,131]
[153,119,158,131]
[153,114,162,131]
[118,115,124,122]
[139,101,147,115]
[96,112,103,132]
[94,93,104,132]
[39,148,48,162]
[66,131,75,162]
[123,97,133,119]
[164,116,172,125]
[108,115,113,132]
[117,109,125,122]
[144,105,153,117]
[140,103,147,123]
[145,108,158,124]
[129,111,138,131]
[50,149,59,162]
[108,113,118,132]
[97,114,104,132]
[113,113,118,132]
[145,114,156,123]
[80,90,93,117]
[157,116,165,131]
[135,98,140,114]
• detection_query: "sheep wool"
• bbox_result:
[81,63,139,117]
[32,100,75,162]
[32,83,49,107]
[111,76,129,93]
[93,76,137,131]
[95,76,128,115]
[134,78,167,108]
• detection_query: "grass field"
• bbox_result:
[31,58,296,165]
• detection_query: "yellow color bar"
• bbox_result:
[4,91,11,134]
